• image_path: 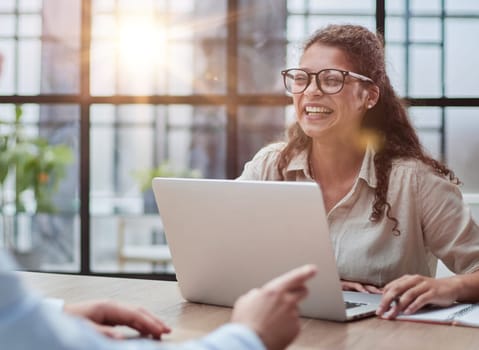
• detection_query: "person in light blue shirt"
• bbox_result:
[0,249,316,350]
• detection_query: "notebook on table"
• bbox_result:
[152,177,381,321]
[396,303,479,327]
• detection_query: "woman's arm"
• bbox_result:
[377,165,479,319]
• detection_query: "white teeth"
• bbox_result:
[305,106,332,113]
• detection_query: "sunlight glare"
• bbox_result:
[117,16,167,74]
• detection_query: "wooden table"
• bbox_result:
[20,272,479,350]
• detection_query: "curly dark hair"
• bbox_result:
[277,24,458,235]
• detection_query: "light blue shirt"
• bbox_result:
[0,250,265,350]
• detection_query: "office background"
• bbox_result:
[0,0,478,279]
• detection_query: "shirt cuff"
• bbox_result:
[196,323,266,350]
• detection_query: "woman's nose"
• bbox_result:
[303,77,323,96]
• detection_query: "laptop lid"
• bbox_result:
[152,177,378,321]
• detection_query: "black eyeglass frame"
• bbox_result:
[281,68,375,95]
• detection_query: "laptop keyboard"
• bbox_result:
[345,301,367,309]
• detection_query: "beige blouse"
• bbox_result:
[238,142,479,286]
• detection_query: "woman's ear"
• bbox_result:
[366,84,380,109]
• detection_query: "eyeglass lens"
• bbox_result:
[284,69,345,94]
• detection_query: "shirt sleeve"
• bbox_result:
[41,298,65,310]
[173,324,265,350]
[417,169,479,274]
[0,249,265,350]
[237,143,284,180]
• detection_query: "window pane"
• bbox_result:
[237,106,287,171]
[258,4,375,95]
[411,0,441,14]
[238,40,286,94]
[417,131,441,161]
[237,1,286,94]
[18,39,41,94]
[0,1,15,11]
[18,14,42,37]
[0,39,15,94]
[386,0,405,15]
[90,104,225,273]
[188,106,227,178]
[446,0,479,14]
[39,0,81,94]
[90,40,116,95]
[409,107,442,129]
[91,104,155,211]
[93,0,115,12]
[306,16,375,33]
[288,0,306,13]
[287,15,307,42]
[0,15,15,36]
[385,44,406,96]
[91,214,171,273]
[445,19,479,97]
[387,2,479,99]
[409,107,442,160]
[90,0,227,96]
[308,0,375,12]
[91,13,115,37]
[446,108,479,192]
[0,0,81,95]
[19,0,42,12]
[385,15,405,43]
[166,43,194,95]
[0,104,80,272]
[286,42,301,69]
[386,3,445,98]
[410,17,441,42]
[409,45,441,97]
[90,104,226,210]
[192,39,226,94]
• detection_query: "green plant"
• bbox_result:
[134,161,202,193]
[0,105,73,213]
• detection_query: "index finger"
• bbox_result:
[264,264,317,293]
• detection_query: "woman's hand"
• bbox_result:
[64,300,171,339]
[376,274,460,319]
[341,280,382,294]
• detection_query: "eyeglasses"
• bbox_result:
[281,68,374,95]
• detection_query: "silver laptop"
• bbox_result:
[152,177,381,321]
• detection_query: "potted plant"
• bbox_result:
[0,105,73,250]
[133,161,202,213]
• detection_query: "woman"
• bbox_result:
[238,24,479,319]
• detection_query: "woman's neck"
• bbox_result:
[309,138,365,186]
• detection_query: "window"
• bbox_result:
[1,0,478,277]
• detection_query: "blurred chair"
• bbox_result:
[117,216,171,271]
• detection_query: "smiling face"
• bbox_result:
[293,43,374,143]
